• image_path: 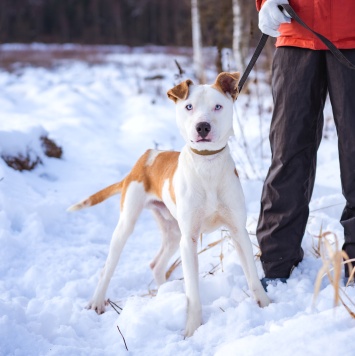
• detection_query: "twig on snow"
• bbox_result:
[108,299,122,315]
[117,325,129,351]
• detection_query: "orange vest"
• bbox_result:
[256,0,355,49]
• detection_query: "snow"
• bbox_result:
[0,45,354,356]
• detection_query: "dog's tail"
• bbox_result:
[67,181,123,212]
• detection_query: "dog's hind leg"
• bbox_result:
[87,181,146,314]
[150,206,180,286]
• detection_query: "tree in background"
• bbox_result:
[191,0,206,83]
[199,0,233,73]
[233,0,245,71]
[0,0,192,46]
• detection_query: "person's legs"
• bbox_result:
[257,47,328,278]
[326,49,355,277]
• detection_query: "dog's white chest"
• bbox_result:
[172,150,238,233]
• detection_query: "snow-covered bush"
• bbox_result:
[0,126,62,171]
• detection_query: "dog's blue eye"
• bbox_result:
[186,104,193,111]
[215,104,222,110]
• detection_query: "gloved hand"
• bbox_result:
[258,0,292,37]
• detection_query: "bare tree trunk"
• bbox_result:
[232,0,245,71]
[191,0,206,83]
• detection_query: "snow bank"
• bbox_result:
[0,45,354,356]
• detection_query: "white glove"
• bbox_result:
[259,0,292,37]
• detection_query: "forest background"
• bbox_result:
[0,0,276,77]
[0,0,255,47]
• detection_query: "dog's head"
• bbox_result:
[167,72,240,152]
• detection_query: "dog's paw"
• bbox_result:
[257,293,271,308]
[184,316,201,338]
[184,326,198,338]
[86,299,108,314]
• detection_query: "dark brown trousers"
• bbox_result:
[257,47,355,278]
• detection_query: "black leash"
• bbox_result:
[238,33,269,93]
[237,3,355,93]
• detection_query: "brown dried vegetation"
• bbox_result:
[1,136,62,171]
[313,226,355,319]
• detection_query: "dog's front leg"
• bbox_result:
[180,229,201,337]
[229,225,270,308]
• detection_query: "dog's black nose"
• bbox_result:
[196,122,211,138]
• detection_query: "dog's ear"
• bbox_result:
[213,72,241,101]
[167,79,194,103]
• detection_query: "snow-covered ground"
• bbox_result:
[0,45,354,356]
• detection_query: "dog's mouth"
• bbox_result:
[196,138,211,142]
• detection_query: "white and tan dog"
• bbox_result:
[68,72,270,337]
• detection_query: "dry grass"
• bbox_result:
[312,227,355,318]
[141,280,158,298]
[40,136,63,158]
[1,152,42,171]
[252,242,262,260]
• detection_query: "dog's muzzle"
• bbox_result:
[195,122,211,139]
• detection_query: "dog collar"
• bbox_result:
[190,146,226,156]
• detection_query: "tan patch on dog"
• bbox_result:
[234,168,239,177]
[167,79,194,103]
[67,182,123,211]
[169,175,176,204]
[120,150,179,208]
[212,72,241,101]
